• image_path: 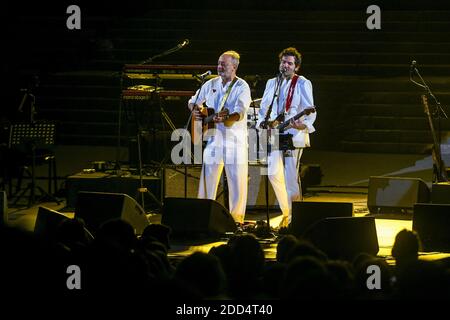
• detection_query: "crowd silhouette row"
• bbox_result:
[1,217,450,300]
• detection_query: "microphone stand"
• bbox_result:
[410,62,449,181]
[182,76,208,200]
[260,72,283,237]
[139,42,187,65]
[117,40,189,210]
[410,64,448,124]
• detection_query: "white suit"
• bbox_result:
[189,76,251,223]
[256,75,316,223]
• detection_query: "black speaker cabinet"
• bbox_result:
[413,203,450,252]
[75,191,149,235]
[290,201,353,237]
[66,173,161,210]
[34,206,71,240]
[303,216,379,260]
[162,197,237,238]
[367,176,430,214]
[431,182,450,204]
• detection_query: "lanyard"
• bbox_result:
[218,77,238,111]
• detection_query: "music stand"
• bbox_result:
[9,122,60,207]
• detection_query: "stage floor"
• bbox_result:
[5,191,450,265]
[3,146,450,264]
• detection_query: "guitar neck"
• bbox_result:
[204,108,228,124]
[204,113,215,124]
[278,111,305,131]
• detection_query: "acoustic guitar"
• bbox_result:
[191,107,230,144]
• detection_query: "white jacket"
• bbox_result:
[257,75,316,148]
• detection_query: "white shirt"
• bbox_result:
[257,75,316,148]
[189,76,251,148]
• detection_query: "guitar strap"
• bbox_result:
[218,77,238,112]
[284,74,299,112]
[274,74,299,121]
[281,75,299,157]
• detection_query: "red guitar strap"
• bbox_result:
[284,74,299,112]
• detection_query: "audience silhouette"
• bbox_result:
[2,219,450,301]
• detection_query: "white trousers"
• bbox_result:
[267,148,303,223]
[198,144,248,224]
[285,148,303,203]
[267,150,291,219]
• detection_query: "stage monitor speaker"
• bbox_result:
[431,183,450,204]
[66,173,161,211]
[413,203,450,252]
[1,191,7,225]
[290,201,353,237]
[303,216,379,260]
[75,191,149,235]
[34,206,71,240]
[367,176,430,214]
[163,165,225,207]
[162,197,237,238]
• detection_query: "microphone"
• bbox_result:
[197,70,212,79]
[410,60,417,75]
[178,39,190,49]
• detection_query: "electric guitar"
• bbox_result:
[421,95,448,182]
[260,106,316,131]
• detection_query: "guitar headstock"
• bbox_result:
[304,106,316,115]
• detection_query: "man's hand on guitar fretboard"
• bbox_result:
[212,109,230,123]
[288,118,307,130]
[193,108,204,121]
[259,114,284,129]
[190,105,205,121]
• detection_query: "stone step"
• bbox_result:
[345,104,427,117]
[39,84,120,99]
[345,129,433,143]
[350,116,450,130]
[340,141,432,154]
[357,91,450,104]
[112,19,450,33]
[39,108,118,123]
[39,97,118,110]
